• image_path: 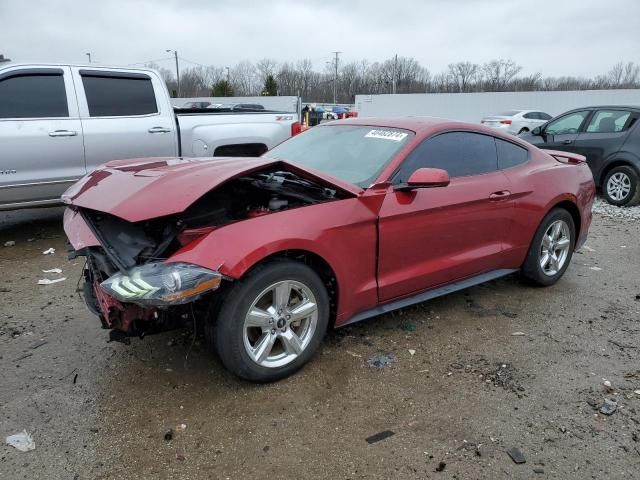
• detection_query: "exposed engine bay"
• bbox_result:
[78,167,345,272]
[69,166,348,338]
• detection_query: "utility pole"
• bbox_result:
[332,51,341,105]
[166,49,180,97]
[392,54,398,94]
[86,53,91,64]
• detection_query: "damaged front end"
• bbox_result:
[65,161,350,339]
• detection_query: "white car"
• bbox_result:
[481,110,553,135]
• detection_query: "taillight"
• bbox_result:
[500,119,512,125]
[291,121,302,136]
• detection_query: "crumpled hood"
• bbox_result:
[62,156,361,222]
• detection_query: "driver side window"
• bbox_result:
[545,111,589,135]
[395,131,498,182]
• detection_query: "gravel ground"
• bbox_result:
[592,197,640,220]
[1,204,639,479]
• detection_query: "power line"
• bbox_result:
[126,56,174,66]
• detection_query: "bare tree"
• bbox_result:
[448,62,479,92]
[482,59,522,91]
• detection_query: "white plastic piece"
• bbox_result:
[42,268,63,274]
[38,277,66,285]
[6,431,35,452]
[42,248,55,255]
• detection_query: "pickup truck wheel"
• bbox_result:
[602,165,640,206]
[213,260,329,382]
[521,209,575,286]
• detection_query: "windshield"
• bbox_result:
[267,125,414,187]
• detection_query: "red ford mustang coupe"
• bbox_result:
[63,117,595,382]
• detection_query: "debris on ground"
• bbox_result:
[367,354,396,369]
[30,340,47,350]
[176,424,187,431]
[603,380,613,392]
[345,350,362,358]
[533,467,545,474]
[600,398,617,415]
[400,322,417,332]
[511,332,526,336]
[3,240,15,247]
[365,430,395,444]
[164,429,173,441]
[634,390,640,396]
[507,447,526,464]
[37,277,66,285]
[408,349,416,356]
[589,266,602,271]
[42,248,55,255]
[435,461,446,472]
[42,268,63,274]
[6,431,36,452]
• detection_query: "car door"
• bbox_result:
[377,131,514,302]
[539,110,591,151]
[72,68,178,171]
[0,66,85,207]
[571,109,635,180]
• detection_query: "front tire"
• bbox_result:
[602,165,640,206]
[521,209,575,286]
[212,259,329,382]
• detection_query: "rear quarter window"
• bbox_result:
[496,138,529,169]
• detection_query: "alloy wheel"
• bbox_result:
[539,219,571,276]
[243,280,318,368]
[606,172,631,201]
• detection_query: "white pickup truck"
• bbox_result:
[0,63,301,210]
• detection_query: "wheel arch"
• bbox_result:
[547,199,581,246]
[240,249,340,326]
[598,158,640,186]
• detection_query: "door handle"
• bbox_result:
[562,139,573,145]
[489,190,511,200]
[49,130,78,137]
[148,126,171,134]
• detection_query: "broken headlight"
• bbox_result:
[100,262,222,306]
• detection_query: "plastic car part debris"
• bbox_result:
[367,354,396,369]
[38,277,66,285]
[507,447,526,464]
[365,430,395,444]
[511,332,526,336]
[164,429,173,441]
[435,461,447,472]
[42,268,63,274]
[3,241,15,247]
[6,431,35,452]
[408,349,416,356]
[600,398,617,415]
[42,248,55,255]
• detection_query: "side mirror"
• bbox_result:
[395,168,450,191]
[531,126,542,135]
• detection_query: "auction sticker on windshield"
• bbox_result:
[365,130,409,142]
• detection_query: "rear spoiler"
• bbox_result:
[545,149,586,165]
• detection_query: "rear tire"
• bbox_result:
[521,209,575,286]
[602,165,640,206]
[211,259,329,382]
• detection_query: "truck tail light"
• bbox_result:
[500,119,512,125]
[291,121,302,136]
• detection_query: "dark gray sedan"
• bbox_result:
[522,106,640,206]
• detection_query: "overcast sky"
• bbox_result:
[1,0,638,77]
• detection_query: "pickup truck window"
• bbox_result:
[0,73,68,119]
[81,73,158,117]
